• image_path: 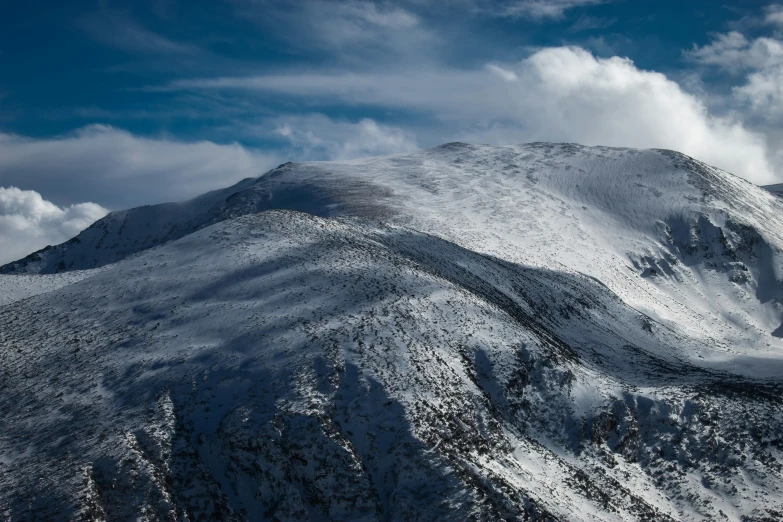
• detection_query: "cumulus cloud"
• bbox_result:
[518,47,775,183]
[688,31,783,120]
[169,46,778,183]
[0,187,108,265]
[0,125,280,209]
[734,66,783,117]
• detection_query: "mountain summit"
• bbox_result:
[2,143,783,520]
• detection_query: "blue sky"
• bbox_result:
[2,0,783,261]
[1,0,770,143]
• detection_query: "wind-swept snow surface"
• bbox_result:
[2,143,783,520]
[0,269,104,306]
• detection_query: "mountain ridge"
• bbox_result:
[2,142,755,276]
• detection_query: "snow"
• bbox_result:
[0,269,104,306]
[1,143,783,520]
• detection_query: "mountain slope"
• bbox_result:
[2,143,783,520]
[3,211,783,521]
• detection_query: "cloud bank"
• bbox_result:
[171,46,777,184]
[0,187,108,265]
[0,125,281,209]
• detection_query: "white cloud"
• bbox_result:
[687,31,783,73]
[486,64,519,81]
[0,187,108,265]
[518,47,775,183]
[765,4,783,26]
[302,1,424,47]
[167,70,504,120]
[341,2,419,28]
[734,66,783,116]
[234,0,434,62]
[271,114,418,160]
[439,0,606,20]
[688,31,783,120]
[169,46,778,184]
[0,125,280,209]
[495,0,606,20]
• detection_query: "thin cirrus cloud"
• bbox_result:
[79,9,200,56]
[569,15,617,32]
[451,0,607,20]
[166,45,777,185]
[233,0,437,64]
[497,0,607,20]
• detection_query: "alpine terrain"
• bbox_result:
[2,142,783,521]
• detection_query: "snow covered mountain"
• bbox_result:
[2,143,783,520]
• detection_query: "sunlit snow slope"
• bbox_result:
[2,143,783,521]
